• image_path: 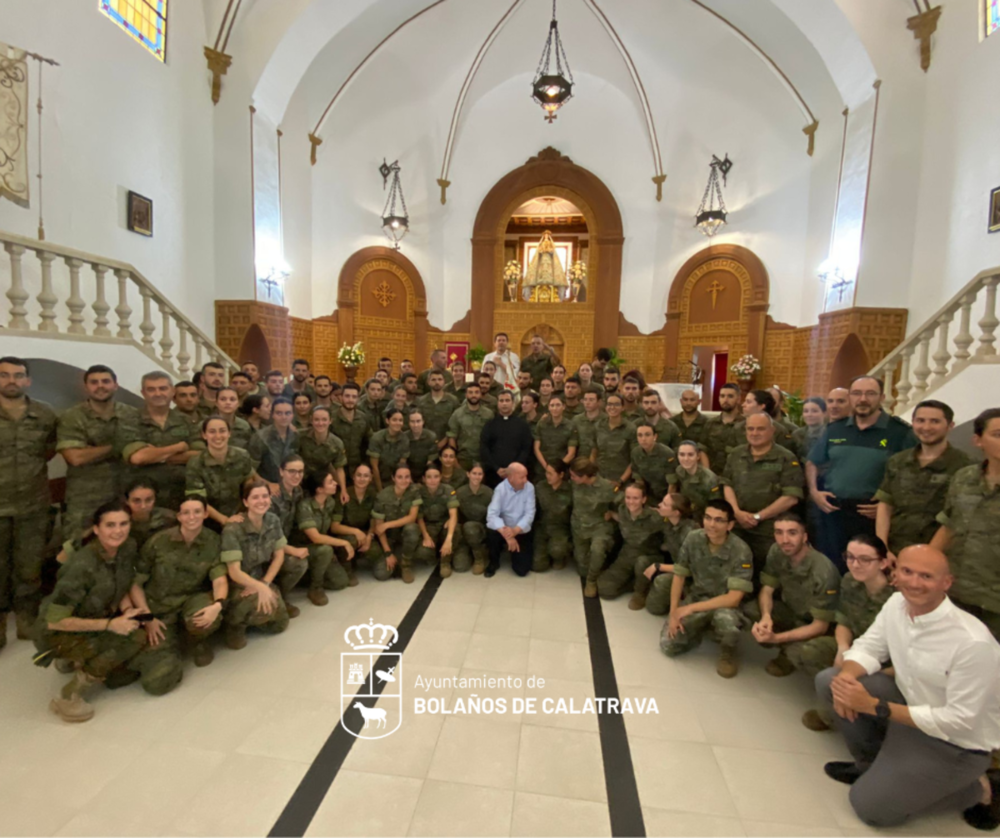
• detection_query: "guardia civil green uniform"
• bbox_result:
[0,396,57,631]
[406,428,439,481]
[571,477,618,583]
[630,443,675,502]
[185,446,255,519]
[371,485,423,570]
[447,403,494,470]
[533,479,573,572]
[572,412,601,460]
[416,392,459,446]
[533,415,578,478]
[414,484,459,569]
[644,517,700,614]
[721,443,805,573]
[221,512,293,634]
[57,400,140,540]
[254,425,299,483]
[874,444,970,555]
[330,408,371,475]
[453,483,493,572]
[292,495,345,591]
[703,415,743,476]
[520,353,554,389]
[658,530,754,657]
[130,526,227,694]
[332,485,387,581]
[744,544,840,676]
[937,462,1000,639]
[298,429,348,480]
[367,429,412,486]
[593,417,635,483]
[598,506,665,599]
[35,539,146,682]
[120,408,202,510]
[668,465,720,521]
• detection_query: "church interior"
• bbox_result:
[1,0,1000,836]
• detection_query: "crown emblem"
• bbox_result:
[344,618,399,651]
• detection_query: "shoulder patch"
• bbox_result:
[710,486,719,493]
[826,589,837,595]
[741,563,752,569]
[791,461,800,467]
[450,490,456,496]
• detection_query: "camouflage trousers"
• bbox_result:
[275,554,309,600]
[129,593,223,696]
[335,533,389,583]
[0,512,50,620]
[597,546,658,600]
[743,599,837,676]
[413,522,455,568]
[37,625,147,680]
[299,543,341,591]
[454,522,487,573]
[646,571,675,616]
[225,581,290,634]
[572,523,615,584]
[532,522,572,573]
[660,606,745,657]
[383,523,421,569]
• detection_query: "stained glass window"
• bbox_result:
[987,0,1000,37]
[99,0,167,62]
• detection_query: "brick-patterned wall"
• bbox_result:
[215,301,292,372]
[290,317,315,368]
[617,334,667,382]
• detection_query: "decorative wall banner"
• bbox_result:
[0,42,30,208]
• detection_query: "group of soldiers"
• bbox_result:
[1,342,998,732]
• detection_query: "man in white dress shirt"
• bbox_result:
[483,332,520,389]
[816,545,1000,830]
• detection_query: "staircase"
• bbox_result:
[0,230,238,382]
[870,267,1000,421]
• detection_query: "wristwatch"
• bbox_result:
[753,513,762,522]
[875,698,891,720]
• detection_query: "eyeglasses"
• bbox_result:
[844,552,881,566]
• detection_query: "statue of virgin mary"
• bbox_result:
[522,230,570,302]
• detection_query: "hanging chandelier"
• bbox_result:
[379,158,409,249]
[531,0,574,123]
[695,154,732,238]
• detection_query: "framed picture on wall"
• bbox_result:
[990,186,1000,233]
[127,191,153,237]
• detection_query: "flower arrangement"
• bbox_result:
[338,342,365,367]
[503,260,522,282]
[730,354,761,381]
[568,260,588,283]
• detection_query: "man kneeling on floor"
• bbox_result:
[659,499,753,678]
[817,545,1000,831]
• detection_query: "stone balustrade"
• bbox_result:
[870,267,1000,414]
[1,230,238,379]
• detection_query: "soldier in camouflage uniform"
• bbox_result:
[520,335,556,389]
[255,397,299,483]
[292,470,353,602]
[572,390,603,461]
[533,461,574,572]
[444,362,467,399]
[417,371,459,448]
[452,464,493,574]
[35,501,147,722]
[414,465,460,576]
[330,384,371,478]
[674,389,710,451]
[220,479,294,647]
[569,458,618,597]
[128,497,228,692]
[416,350,448,395]
[746,513,840,680]
[406,410,438,482]
[331,464,387,581]
[266,454,311,614]
[669,441,720,521]
[215,387,256,453]
[640,389,682,450]
[173,381,204,428]
[933,407,1000,640]
[439,446,469,490]
[368,409,412,490]
[703,383,743,475]
[292,393,315,432]
[57,364,140,541]
[357,380,388,434]
[185,417,256,527]
[874,400,969,557]
[533,395,578,481]
[599,484,665,599]
[448,383,494,470]
[298,406,348,492]
[630,423,675,503]
[561,377,584,419]
[0,356,57,646]
[721,414,805,578]
[372,462,423,583]
[644,493,699,614]
[592,394,635,485]
[659,499,754,678]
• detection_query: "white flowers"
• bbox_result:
[503,260,522,282]
[730,354,761,380]
[338,342,365,366]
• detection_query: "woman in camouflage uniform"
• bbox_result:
[405,410,438,482]
[453,464,493,574]
[214,387,255,453]
[643,493,699,615]
[292,469,355,602]
[791,397,827,461]
[414,464,460,577]
[438,444,468,490]
[368,408,412,491]
[601,483,666,601]
[185,417,255,528]
[569,458,618,597]
[292,393,313,432]
[239,393,271,434]
[331,464,386,581]
[534,460,573,572]
[372,463,423,583]
[670,440,720,521]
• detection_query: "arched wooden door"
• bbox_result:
[336,247,429,382]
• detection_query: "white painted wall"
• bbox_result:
[0,0,217,335]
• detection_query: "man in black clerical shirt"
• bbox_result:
[480,391,534,489]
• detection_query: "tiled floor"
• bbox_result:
[0,567,984,837]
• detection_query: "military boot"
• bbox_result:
[801,709,831,732]
[345,566,359,588]
[439,560,453,579]
[765,650,796,677]
[308,588,329,606]
[628,591,647,611]
[192,643,215,667]
[584,581,598,598]
[225,625,248,650]
[472,559,486,575]
[716,646,738,679]
[15,611,35,640]
[50,670,99,723]
[401,566,415,584]
[283,599,301,619]
[552,558,566,570]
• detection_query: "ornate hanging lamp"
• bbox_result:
[695,154,732,238]
[379,158,409,249]
[531,0,574,123]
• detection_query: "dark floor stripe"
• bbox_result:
[268,570,444,838]
[582,582,647,838]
